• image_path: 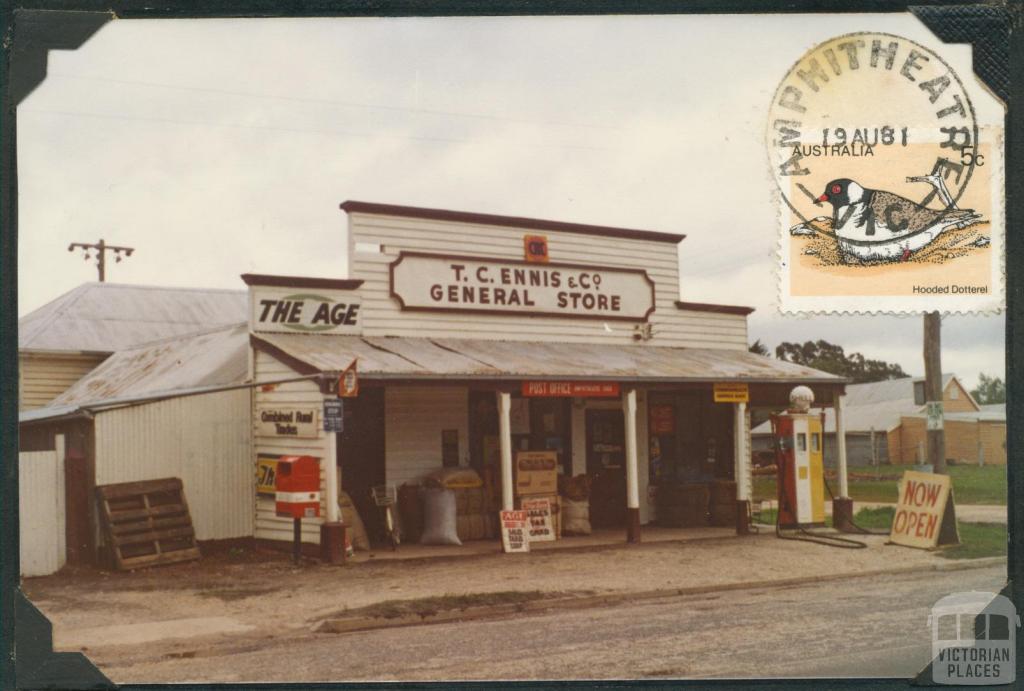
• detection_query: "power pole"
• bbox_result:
[68,239,134,282]
[923,311,946,474]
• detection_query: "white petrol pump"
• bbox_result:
[770,386,826,529]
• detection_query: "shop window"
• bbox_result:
[811,433,820,452]
[797,433,807,452]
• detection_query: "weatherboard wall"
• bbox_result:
[347,211,748,349]
[19,352,107,411]
[93,389,253,541]
[253,349,329,545]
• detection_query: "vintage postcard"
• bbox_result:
[770,31,1005,314]
[6,6,1015,688]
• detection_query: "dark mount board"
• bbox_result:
[2,3,1018,690]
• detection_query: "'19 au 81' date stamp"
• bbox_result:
[768,32,1004,314]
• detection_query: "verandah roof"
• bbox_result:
[252,333,843,385]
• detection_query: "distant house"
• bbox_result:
[18,283,247,410]
[752,374,1006,467]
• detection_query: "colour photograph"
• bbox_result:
[5,6,1017,687]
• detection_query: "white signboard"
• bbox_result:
[521,497,556,542]
[390,252,655,321]
[256,407,319,438]
[500,510,530,553]
[251,286,361,335]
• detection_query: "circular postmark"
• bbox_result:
[767,32,980,264]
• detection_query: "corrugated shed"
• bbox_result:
[19,283,246,352]
[254,333,842,383]
[93,388,253,541]
[52,323,248,406]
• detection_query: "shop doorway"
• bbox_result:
[338,386,385,532]
[586,409,626,528]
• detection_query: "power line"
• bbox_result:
[21,107,615,154]
[47,72,622,132]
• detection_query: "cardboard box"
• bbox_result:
[515,451,558,496]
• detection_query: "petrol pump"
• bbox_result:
[770,386,826,529]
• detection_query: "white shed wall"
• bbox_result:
[19,441,66,577]
[94,389,253,541]
[385,385,469,486]
[348,212,748,349]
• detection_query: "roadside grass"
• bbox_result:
[938,523,1008,561]
[750,505,1006,560]
[321,590,579,621]
[752,464,1006,506]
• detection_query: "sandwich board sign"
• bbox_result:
[521,496,556,542]
[500,510,530,553]
[890,470,960,549]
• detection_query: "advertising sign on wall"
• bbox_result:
[256,454,281,497]
[713,383,749,403]
[256,407,319,438]
[251,286,361,335]
[390,252,655,321]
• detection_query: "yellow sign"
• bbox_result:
[890,470,959,549]
[256,455,280,496]
[713,383,749,403]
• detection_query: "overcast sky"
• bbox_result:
[16,13,1005,389]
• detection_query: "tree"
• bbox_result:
[970,373,1005,404]
[748,339,769,356]
[775,339,908,383]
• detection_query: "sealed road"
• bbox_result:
[99,563,1005,682]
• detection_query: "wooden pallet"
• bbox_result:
[96,477,201,570]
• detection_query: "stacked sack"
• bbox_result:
[558,474,592,535]
[423,467,488,541]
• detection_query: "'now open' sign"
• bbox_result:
[889,470,959,549]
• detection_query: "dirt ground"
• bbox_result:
[23,530,987,672]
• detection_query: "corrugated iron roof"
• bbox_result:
[752,374,965,435]
[253,333,843,383]
[51,323,249,406]
[19,283,247,352]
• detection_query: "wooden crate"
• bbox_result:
[96,477,200,570]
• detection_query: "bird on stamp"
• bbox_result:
[815,177,982,263]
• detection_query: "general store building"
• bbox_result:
[246,201,846,546]
[20,201,850,572]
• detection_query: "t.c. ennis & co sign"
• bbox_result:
[389,252,655,321]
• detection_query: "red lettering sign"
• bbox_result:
[521,381,621,398]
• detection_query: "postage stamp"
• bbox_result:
[768,32,1005,314]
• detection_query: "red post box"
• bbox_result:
[275,455,321,519]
